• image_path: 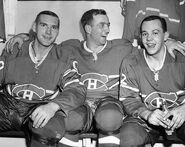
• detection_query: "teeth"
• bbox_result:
[147,43,155,48]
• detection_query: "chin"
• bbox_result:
[43,41,54,46]
[101,41,106,45]
[145,49,156,55]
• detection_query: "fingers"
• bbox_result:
[5,34,29,54]
[163,111,171,121]
[175,41,185,56]
[5,37,19,54]
[31,108,48,128]
[34,114,45,128]
[157,118,168,128]
[177,47,185,57]
[166,39,185,58]
[169,115,184,131]
[148,110,169,128]
[168,50,175,58]
[174,119,184,130]
[120,0,127,16]
[5,39,12,54]
[40,117,49,128]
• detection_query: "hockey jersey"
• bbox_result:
[2,41,86,115]
[120,49,185,118]
[0,56,5,87]
[61,39,133,108]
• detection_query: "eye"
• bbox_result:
[51,25,58,30]
[98,23,104,29]
[153,32,159,35]
[40,23,46,27]
[142,32,147,37]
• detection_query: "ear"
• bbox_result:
[84,24,92,34]
[164,31,169,41]
[32,22,37,33]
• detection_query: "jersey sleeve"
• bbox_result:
[119,55,148,118]
[51,58,86,116]
[122,0,138,43]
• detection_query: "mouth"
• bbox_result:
[43,35,52,41]
[101,35,107,39]
[146,43,156,48]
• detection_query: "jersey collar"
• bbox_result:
[83,41,107,61]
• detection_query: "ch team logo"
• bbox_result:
[11,84,55,101]
[143,91,179,110]
[81,73,119,91]
[81,73,109,91]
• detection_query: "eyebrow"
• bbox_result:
[100,22,110,25]
[142,29,160,32]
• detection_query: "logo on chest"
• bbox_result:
[144,91,178,110]
[12,84,46,101]
[81,73,108,91]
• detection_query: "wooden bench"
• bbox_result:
[78,132,185,147]
[0,131,27,147]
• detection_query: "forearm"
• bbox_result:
[122,97,148,117]
[52,84,86,115]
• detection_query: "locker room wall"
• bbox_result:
[16,1,124,43]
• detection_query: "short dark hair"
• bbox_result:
[140,15,167,33]
[80,9,107,30]
[35,10,60,28]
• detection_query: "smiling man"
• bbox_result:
[119,15,185,146]
[0,10,86,147]
[4,9,185,147]
[59,9,133,147]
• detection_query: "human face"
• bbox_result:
[141,19,168,56]
[88,14,110,47]
[33,14,59,48]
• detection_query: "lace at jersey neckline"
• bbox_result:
[143,45,166,81]
[29,41,53,68]
[83,41,107,61]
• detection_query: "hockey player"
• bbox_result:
[120,0,185,46]
[0,10,87,147]
[60,9,132,147]
[5,9,185,147]
[5,9,133,147]
[119,15,185,146]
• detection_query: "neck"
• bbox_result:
[32,41,53,59]
[144,45,166,71]
[86,40,105,53]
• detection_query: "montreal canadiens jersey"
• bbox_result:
[120,49,185,117]
[0,56,5,86]
[61,39,133,107]
[122,0,184,42]
[2,41,86,114]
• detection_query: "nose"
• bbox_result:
[147,34,153,41]
[104,24,110,34]
[46,27,52,34]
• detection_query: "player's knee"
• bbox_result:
[31,113,65,144]
[120,122,148,147]
[95,103,123,132]
[65,105,88,132]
